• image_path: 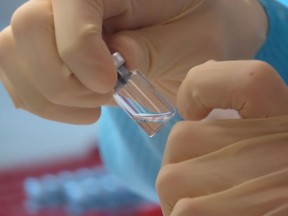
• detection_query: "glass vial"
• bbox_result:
[112,52,176,137]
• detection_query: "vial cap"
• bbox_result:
[112,52,125,68]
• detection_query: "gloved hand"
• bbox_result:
[156,60,288,216]
[0,0,267,123]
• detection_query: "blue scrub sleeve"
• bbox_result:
[256,0,288,84]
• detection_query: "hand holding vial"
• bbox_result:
[157,60,288,216]
[0,0,266,124]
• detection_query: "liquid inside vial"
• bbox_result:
[132,112,175,123]
[133,113,176,137]
[113,70,176,137]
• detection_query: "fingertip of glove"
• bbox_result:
[93,63,118,94]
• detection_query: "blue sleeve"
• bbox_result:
[256,0,288,84]
[98,107,182,203]
[98,0,288,203]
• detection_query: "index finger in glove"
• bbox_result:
[162,115,288,165]
[0,27,101,124]
[170,168,288,216]
[10,1,112,107]
[51,0,122,93]
[177,60,288,120]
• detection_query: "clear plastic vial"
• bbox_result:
[112,52,176,137]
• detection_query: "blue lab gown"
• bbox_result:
[98,0,288,203]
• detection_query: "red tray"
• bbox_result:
[0,147,162,216]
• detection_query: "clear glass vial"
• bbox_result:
[112,52,176,137]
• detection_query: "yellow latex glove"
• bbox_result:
[156,60,288,216]
[0,0,267,124]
